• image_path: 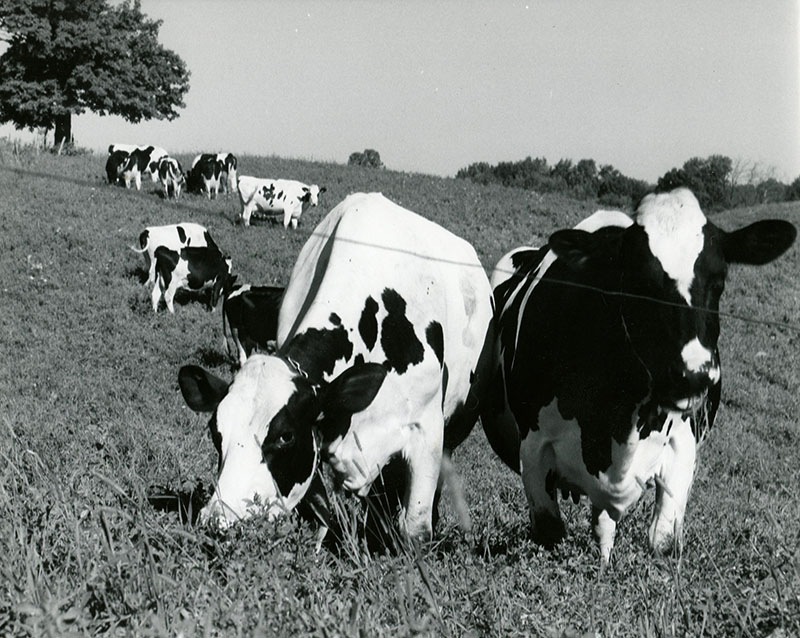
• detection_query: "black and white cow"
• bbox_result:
[106,149,130,185]
[237,176,325,228]
[152,243,236,314]
[482,188,796,561]
[178,192,494,541]
[119,145,169,190]
[132,223,212,286]
[187,154,224,199]
[222,284,285,367]
[157,156,186,200]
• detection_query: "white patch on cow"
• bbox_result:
[201,355,300,526]
[636,188,706,304]
[680,337,718,382]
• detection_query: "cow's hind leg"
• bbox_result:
[151,279,163,313]
[520,432,565,547]
[648,416,696,555]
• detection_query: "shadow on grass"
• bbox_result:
[146,479,210,525]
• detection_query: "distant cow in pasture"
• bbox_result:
[119,145,169,190]
[223,284,285,366]
[178,192,494,543]
[237,176,325,228]
[482,188,797,562]
[187,153,238,198]
[152,243,236,314]
[157,157,186,200]
[106,149,130,185]
[108,143,140,156]
[132,223,212,285]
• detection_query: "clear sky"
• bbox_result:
[3,1,799,182]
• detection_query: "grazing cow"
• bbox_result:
[482,188,796,562]
[106,149,130,185]
[152,243,236,314]
[157,156,186,200]
[120,145,169,190]
[108,143,140,155]
[178,192,494,541]
[223,284,285,367]
[188,153,238,198]
[132,223,212,285]
[237,176,326,228]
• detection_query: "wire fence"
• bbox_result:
[3,161,798,335]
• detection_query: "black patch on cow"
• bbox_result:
[223,285,284,356]
[299,191,312,203]
[636,402,670,439]
[354,353,365,366]
[261,379,318,498]
[139,229,149,250]
[177,225,187,244]
[329,313,342,327]
[153,246,180,288]
[284,325,353,382]
[425,321,444,367]
[277,190,284,200]
[441,362,449,409]
[545,469,558,500]
[380,288,424,374]
[208,413,222,472]
[358,296,379,351]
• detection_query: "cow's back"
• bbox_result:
[277,192,493,422]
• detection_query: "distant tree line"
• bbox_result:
[457,153,800,211]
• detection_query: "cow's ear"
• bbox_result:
[724,220,797,265]
[548,229,596,270]
[319,186,327,194]
[178,365,229,412]
[321,363,387,416]
[549,227,621,271]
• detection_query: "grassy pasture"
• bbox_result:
[1,147,798,637]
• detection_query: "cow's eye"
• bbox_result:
[277,430,295,446]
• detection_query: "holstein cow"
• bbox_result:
[132,223,212,286]
[237,176,325,228]
[152,243,236,314]
[187,154,225,199]
[482,188,796,562]
[178,192,494,542]
[157,156,186,200]
[106,149,130,185]
[222,284,285,367]
[189,153,238,196]
[120,145,169,190]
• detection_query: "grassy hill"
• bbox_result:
[1,146,798,636]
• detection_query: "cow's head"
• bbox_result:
[302,185,326,207]
[548,187,795,410]
[178,357,386,528]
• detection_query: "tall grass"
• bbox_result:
[1,146,798,635]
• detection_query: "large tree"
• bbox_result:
[0,0,190,148]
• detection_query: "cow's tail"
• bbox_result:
[130,230,149,254]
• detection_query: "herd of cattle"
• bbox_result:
[118,143,797,561]
[107,143,325,229]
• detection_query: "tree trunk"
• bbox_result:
[54,113,72,151]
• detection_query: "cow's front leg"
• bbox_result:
[135,172,142,191]
[520,433,565,547]
[592,506,617,563]
[648,416,696,555]
[400,410,444,542]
